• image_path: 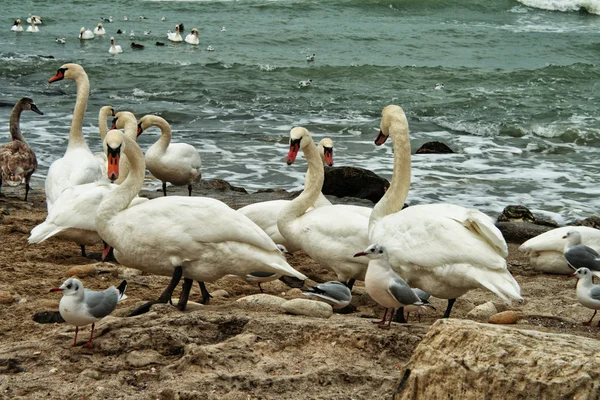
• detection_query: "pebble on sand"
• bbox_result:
[466,301,497,321]
[66,265,98,278]
[488,310,520,325]
[281,298,333,319]
[0,290,14,304]
[237,293,287,307]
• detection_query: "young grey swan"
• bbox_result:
[0,97,43,200]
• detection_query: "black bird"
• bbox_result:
[131,42,145,49]
[116,29,123,34]
[156,41,165,46]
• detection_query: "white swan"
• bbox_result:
[93,106,115,176]
[519,226,600,275]
[111,111,142,185]
[185,28,199,45]
[167,25,182,42]
[26,24,39,33]
[368,105,522,318]
[94,23,106,35]
[108,37,123,54]
[11,20,23,32]
[79,27,94,40]
[27,15,42,25]
[239,138,346,253]
[277,128,371,288]
[45,64,103,212]
[96,129,307,313]
[138,115,201,196]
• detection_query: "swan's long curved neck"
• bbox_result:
[368,116,412,236]
[152,117,172,151]
[96,135,146,240]
[9,102,25,142]
[67,73,91,151]
[99,109,110,142]
[280,137,323,224]
[121,116,138,141]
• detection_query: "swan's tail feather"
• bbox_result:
[28,222,63,244]
[472,268,522,303]
[463,209,508,257]
[268,262,307,281]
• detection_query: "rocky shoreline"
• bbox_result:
[1,180,600,399]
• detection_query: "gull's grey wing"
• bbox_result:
[411,288,430,303]
[310,281,352,302]
[84,287,119,319]
[388,275,422,306]
[589,285,600,302]
[565,245,600,271]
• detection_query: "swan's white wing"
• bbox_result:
[519,226,600,254]
[164,143,202,169]
[238,200,290,243]
[373,205,507,271]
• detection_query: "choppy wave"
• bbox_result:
[516,0,600,14]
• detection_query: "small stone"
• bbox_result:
[126,350,162,367]
[49,368,58,374]
[0,291,14,304]
[488,310,520,325]
[286,288,303,298]
[237,294,286,307]
[66,265,98,278]
[211,289,229,298]
[281,298,333,319]
[169,298,203,312]
[466,301,497,321]
[18,298,27,304]
[114,267,142,279]
[80,369,101,380]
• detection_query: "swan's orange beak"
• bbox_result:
[375,130,388,146]
[48,69,65,83]
[107,146,120,182]
[353,252,367,257]
[287,139,301,165]
[137,123,143,137]
[323,148,333,167]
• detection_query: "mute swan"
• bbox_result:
[26,24,39,33]
[368,105,522,319]
[0,98,43,200]
[27,15,42,25]
[93,106,115,176]
[137,115,201,196]
[51,278,126,348]
[111,111,140,185]
[96,130,307,314]
[239,138,339,253]
[519,226,600,275]
[108,37,123,54]
[45,64,103,211]
[573,268,600,326]
[11,19,23,32]
[185,28,199,45]
[94,23,106,35]
[167,25,183,42]
[354,244,428,329]
[79,27,94,40]
[277,128,371,288]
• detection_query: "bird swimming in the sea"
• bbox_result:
[306,53,315,62]
[299,79,312,88]
[56,38,66,44]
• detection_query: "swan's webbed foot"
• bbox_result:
[392,307,407,323]
[128,266,183,317]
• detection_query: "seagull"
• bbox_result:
[303,281,352,309]
[124,16,129,21]
[55,37,66,44]
[306,53,315,62]
[403,288,435,322]
[564,230,600,279]
[101,16,113,23]
[140,15,148,20]
[221,26,226,32]
[206,45,214,51]
[144,31,151,35]
[129,30,135,38]
[299,79,312,88]
[434,83,444,90]
[572,268,600,326]
[51,278,127,348]
[354,244,430,329]
[161,17,166,21]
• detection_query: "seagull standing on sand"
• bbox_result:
[354,244,429,329]
[51,278,127,348]
[303,281,352,310]
[564,230,600,278]
[572,268,600,326]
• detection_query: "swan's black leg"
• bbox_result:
[24,175,31,201]
[442,298,456,318]
[198,281,212,304]
[129,266,183,316]
[188,184,192,196]
[80,245,87,257]
[392,307,407,323]
[162,182,167,196]
[178,278,193,311]
[345,278,356,291]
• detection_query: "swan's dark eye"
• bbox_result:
[66,284,72,289]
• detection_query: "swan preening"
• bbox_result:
[11,19,23,32]
[96,129,307,313]
[185,28,199,45]
[94,23,106,35]
[109,37,123,54]
[0,98,43,200]
[367,105,522,318]
[45,64,102,212]
[79,27,94,40]
[167,25,183,42]
[137,115,202,196]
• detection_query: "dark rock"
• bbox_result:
[191,178,247,194]
[497,205,559,228]
[496,221,553,244]
[415,141,454,154]
[0,358,24,374]
[322,166,389,203]
[32,311,65,324]
[573,216,600,229]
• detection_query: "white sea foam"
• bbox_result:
[516,0,600,15]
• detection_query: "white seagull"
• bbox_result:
[573,268,600,327]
